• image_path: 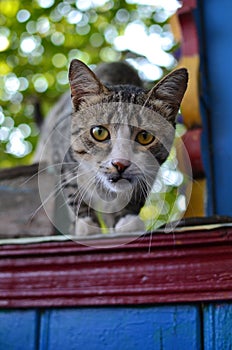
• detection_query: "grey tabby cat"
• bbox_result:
[36,59,188,236]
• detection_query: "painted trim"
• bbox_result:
[1,228,232,307]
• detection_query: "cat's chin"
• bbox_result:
[108,178,133,193]
[100,175,134,194]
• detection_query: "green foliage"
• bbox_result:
[0,0,177,166]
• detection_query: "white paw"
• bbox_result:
[75,217,101,236]
[115,215,145,233]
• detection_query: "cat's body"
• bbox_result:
[36,60,188,236]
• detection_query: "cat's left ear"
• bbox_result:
[148,68,188,120]
[69,59,108,106]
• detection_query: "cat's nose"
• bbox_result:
[112,159,131,173]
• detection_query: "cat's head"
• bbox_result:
[68,59,188,195]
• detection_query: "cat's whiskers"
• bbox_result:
[137,176,159,231]
[28,163,78,222]
[28,178,67,224]
[85,175,103,218]
[20,161,76,187]
[73,172,98,218]
[31,162,95,221]
[137,176,150,202]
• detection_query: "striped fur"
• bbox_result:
[36,60,188,235]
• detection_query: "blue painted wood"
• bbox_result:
[2,304,232,349]
[204,303,232,349]
[40,305,201,350]
[196,0,232,215]
[0,309,39,350]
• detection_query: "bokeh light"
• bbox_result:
[0,35,10,52]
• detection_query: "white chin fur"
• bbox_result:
[107,178,133,193]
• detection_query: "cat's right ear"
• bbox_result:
[69,59,108,106]
[147,68,188,122]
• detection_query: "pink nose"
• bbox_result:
[112,159,131,173]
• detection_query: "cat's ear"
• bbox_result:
[148,68,188,120]
[69,59,108,106]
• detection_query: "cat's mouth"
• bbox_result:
[109,175,124,183]
[105,174,135,193]
[96,172,137,193]
[108,174,133,184]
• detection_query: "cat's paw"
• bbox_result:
[115,215,145,233]
[75,217,101,236]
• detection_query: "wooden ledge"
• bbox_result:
[1,226,232,308]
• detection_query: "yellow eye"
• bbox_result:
[90,126,110,142]
[136,130,154,145]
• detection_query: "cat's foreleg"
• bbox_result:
[75,217,101,236]
[114,214,145,233]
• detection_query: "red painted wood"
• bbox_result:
[179,12,199,56]
[182,128,204,178]
[178,0,196,14]
[1,228,232,308]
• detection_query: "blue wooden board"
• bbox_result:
[39,305,201,350]
[1,304,232,349]
[196,0,232,215]
[0,309,39,350]
[204,303,232,350]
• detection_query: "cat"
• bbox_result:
[36,59,188,236]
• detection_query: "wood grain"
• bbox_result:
[1,227,232,307]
